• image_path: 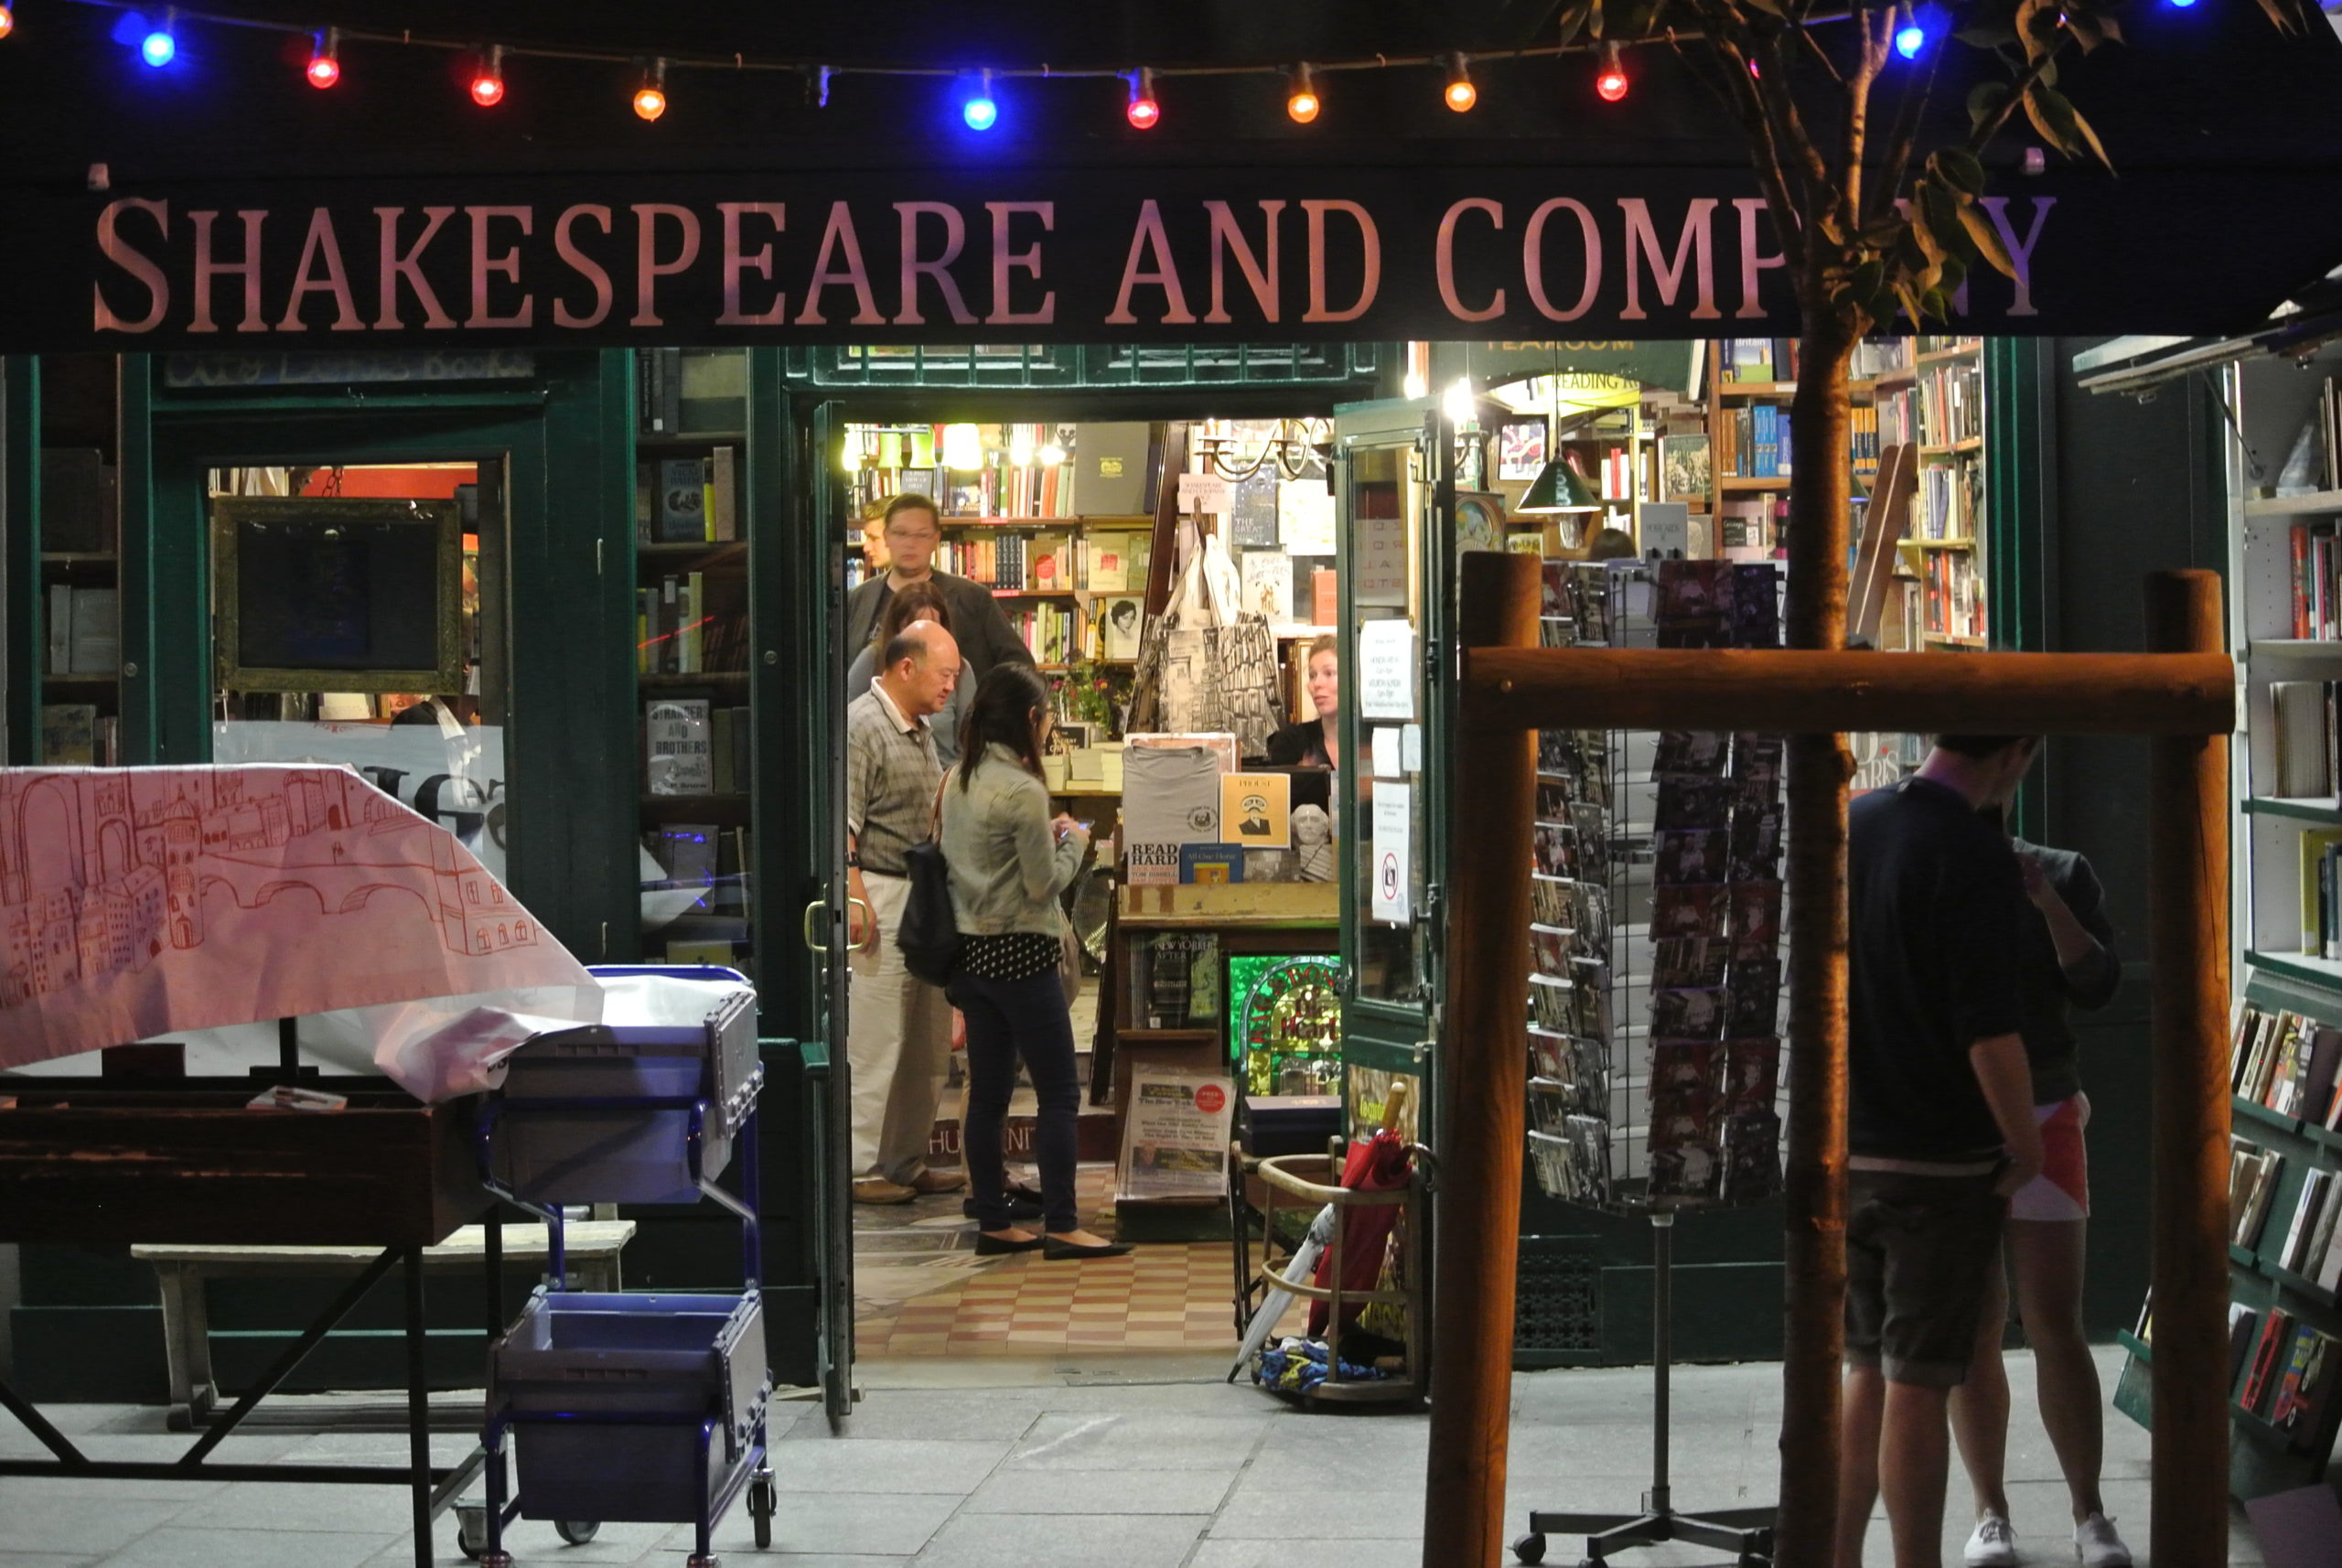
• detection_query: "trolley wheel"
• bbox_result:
[554,1520,600,1546]
[748,1473,776,1550]
[456,1505,488,1563]
[1511,1533,1546,1564]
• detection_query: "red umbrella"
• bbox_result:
[1306,1094,1413,1337]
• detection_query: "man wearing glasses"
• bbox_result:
[846,494,1037,687]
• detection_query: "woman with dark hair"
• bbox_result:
[845,579,971,767]
[940,664,1129,1260]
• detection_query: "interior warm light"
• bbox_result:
[1444,54,1477,113]
[1285,63,1320,124]
[1125,67,1160,129]
[942,424,983,472]
[305,28,340,89]
[634,59,668,122]
[1595,44,1628,103]
[1444,377,1478,429]
[470,46,506,107]
[1038,441,1068,467]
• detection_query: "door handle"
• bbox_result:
[802,899,831,955]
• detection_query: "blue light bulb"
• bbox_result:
[1894,23,1926,57]
[2169,0,2197,8]
[962,70,997,130]
[141,25,176,66]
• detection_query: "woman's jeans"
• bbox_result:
[947,967,1080,1233]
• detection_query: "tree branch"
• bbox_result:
[1677,9,1809,276]
[1870,33,1946,230]
[1966,38,2069,155]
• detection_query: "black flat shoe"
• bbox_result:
[1041,1238,1132,1261]
[963,1193,1046,1222]
[973,1232,1046,1256]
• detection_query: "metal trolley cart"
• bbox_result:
[463,965,776,1568]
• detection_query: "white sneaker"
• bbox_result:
[1963,1512,2017,1568]
[2074,1512,2133,1568]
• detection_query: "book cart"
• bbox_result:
[1512,559,1790,1567]
[462,965,777,1568]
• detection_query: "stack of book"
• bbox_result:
[2277,1165,2342,1290]
[635,447,741,544]
[1727,404,1791,478]
[1916,356,1985,446]
[44,585,119,674]
[636,574,746,675]
[2270,681,2339,801]
[1720,338,1799,382]
[2232,1136,2286,1250]
[2240,1307,2342,1444]
[2233,1004,2342,1129]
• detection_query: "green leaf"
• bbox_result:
[1553,0,1594,51]
[1921,286,1953,322]
[1956,202,2020,279]
[1894,282,1927,328]
[2066,100,2115,173]
[1851,257,1886,300]
[1918,180,1963,245]
[1968,81,2012,132]
[2253,0,2308,34]
[2022,81,2083,158]
[1930,147,1987,197]
[1936,252,1969,296]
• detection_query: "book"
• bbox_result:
[38,703,97,765]
[1311,566,1338,626]
[1229,468,1282,548]
[2242,1306,2294,1413]
[1178,843,1245,885]
[2229,1304,2257,1391]
[1077,422,1153,516]
[708,445,738,541]
[2272,680,2334,799]
[46,584,71,674]
[657,456,707,542]
[2307,832,2342,954]
[652,822,718,910]
[645,698,714,795]
[1241,549,1293,623]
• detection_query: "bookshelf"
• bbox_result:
[27,356,125,765]
[2111,975,2342,1498]
[634,348,757,976]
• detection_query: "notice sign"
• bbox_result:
[1118,1069,1237,1201]
[1356,508,1409,607]
[1371,780,1414,927]
[1358,618,1418,722]
[1176,472,1233,518]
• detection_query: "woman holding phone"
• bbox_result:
[940,664,1128,1260]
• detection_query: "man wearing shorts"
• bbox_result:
[1838,735,2047,1568]
[1947,800,2132,1567]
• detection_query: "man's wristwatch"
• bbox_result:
[846,852,861,868]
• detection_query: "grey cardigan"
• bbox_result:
[940,743,1086,937]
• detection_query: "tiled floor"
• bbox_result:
[853,1165,1299,1359]
[0,1351,2283,1567]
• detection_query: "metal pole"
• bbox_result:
[1421,551,1540,1568]
[405,1248,432,1568]
[1651,1214,1673,1517]
[2143,570,2229,1568]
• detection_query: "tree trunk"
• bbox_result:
[1773,315,1859,1568]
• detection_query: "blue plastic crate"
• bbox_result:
[490,1288,768,1524]
[488,966,758,1204]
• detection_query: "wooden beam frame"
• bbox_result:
[1425,556,2230,1568]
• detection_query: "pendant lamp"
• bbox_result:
[1514,454,1605,514]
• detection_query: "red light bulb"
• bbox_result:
[471,46,506,107]
[1595,46,1628,103]
[1125,68,1159,130]
[306,31,341,89]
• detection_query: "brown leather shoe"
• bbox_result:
[909,1167,968,1195]
[852,1177,917,1205]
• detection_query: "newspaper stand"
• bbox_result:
[464,965,775,1568]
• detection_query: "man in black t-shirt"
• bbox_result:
[1835,734,2047,1568]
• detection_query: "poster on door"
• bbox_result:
[1371,780,1413,927]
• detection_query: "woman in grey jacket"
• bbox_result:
[940,665,1129,1260]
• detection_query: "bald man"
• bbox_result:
[844,620,966,1204]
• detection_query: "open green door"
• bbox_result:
[1333,398,1456,1149]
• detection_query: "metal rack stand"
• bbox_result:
[1512,1216,1773,1565]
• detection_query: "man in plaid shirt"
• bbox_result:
[844,619,965,1205]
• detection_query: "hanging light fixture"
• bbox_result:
[305,27,340,88]
[1594,42,1628,102]
[941,424,983,471]
[469,45,506,107]
[1125,67,1160,129]
[1443,53,1477,113]
[1284,62,1320,124]
[633,58,668,121]
[0,5,15,41]
[1515,370,1606,517]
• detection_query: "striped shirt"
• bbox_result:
[845,681,942,877]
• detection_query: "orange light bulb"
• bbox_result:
[1,5,19,40]
[634,59,668,122]
[1444,54,1476,113]
[1285,63,1319,124]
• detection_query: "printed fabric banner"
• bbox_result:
[0,765,601,1099]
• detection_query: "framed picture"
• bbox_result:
[1455,492,1508,555]
[1660,434,1713,499]
[211,497,466,694]
[1497,418,1550,482]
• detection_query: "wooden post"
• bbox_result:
[2143,570,2230,1568]
[1423,550,1540,1568]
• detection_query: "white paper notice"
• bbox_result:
[1371,725,1403,779]
[1355,508,1408,606]
[1279,479,1335,556]
[1402,724,1423,774]
[1358,618,1418,722]
[1371,781,1413,927]
[1176,472,1233,517]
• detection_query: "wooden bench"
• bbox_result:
[133,1220,635,1427]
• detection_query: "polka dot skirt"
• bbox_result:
[959,931,1063,983]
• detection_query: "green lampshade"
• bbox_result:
[1515,457,1605,514]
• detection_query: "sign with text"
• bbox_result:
[1358,618,1418,722]
[4,164,2335,353]
[1371,781,1415,928]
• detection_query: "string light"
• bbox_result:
[1595,42,1628,102]
[305,27,340,89]
[633,57,667,121]
[469,44,505,106]
[1285,62,1319,124]
[1443,52,1477,113]
[0,6,15,42]
[1894,20,1926,55]
[139,8,176,67]
[962,68,997,130]
[1125,67,1159,130]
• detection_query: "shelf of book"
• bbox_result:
[2250,639,2342,660]
[2115,1328,2153,1365]
[1916,341,1985,366]
[2237,1092,2342,1154]
[2244,798,2342,825]
[2247,950,2342,990]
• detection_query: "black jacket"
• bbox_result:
[846,571,1036,684]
